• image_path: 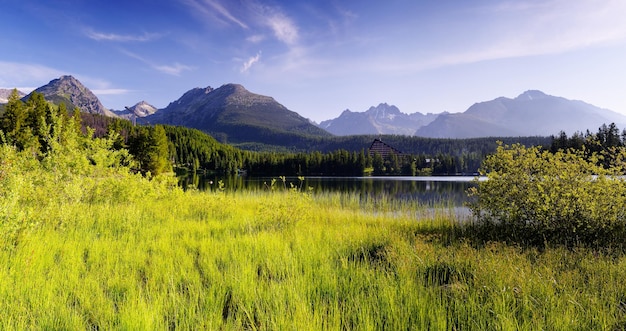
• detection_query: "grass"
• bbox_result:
[2,184,626,329]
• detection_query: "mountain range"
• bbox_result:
[414,90,626,138]
[318,103,438,136]
[319,90,626,138]
[2,76,626,144]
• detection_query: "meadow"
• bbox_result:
[2,173,626,330]
[1,110,626,329]
[3,90,626,329]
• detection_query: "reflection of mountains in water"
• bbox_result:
[179,175,477,207]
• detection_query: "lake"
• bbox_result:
[180,174,482,208]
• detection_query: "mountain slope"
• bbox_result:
[142,83,331,145]
[415,90,626,138]
[0,89,26,103]
[22,75,117,117]
[112,101,158,120]
[318,103,437,136]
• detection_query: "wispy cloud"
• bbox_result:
[240,52,261,73]
[246,34,266,44]
[91,89,130,95]
[154,63,194,76]
[85,28,161,42]
[488,1,551,13]
[357,0,626,75]
[120,49,193,76]
[0,61,65,87]
[0,62,131,97]
[181,0,248,29]
[260,7,299,45]
[62,75,133,97]
[478,0,626,57]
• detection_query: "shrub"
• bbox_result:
[468,143,626,248]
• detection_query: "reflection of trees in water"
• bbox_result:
[178,174,474,206]
[352,179,473,206]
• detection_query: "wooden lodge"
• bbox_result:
[368,138,402,158]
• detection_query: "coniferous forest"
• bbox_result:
[72,97,551,177]
[5,88,625,179]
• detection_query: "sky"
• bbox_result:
[2,0,626,123]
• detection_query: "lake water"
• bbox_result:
[181,174,482,208]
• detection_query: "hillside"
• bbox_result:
[415,90,626,138]
[22,76,117,117]
[141,83,331,147]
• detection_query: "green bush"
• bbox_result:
[468,143,626,248]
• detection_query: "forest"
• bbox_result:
[5,89,626,178]
[75,97,551,177]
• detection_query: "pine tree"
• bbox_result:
[0,89,26,144]
[128,125,172,175]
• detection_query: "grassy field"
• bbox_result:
[1,181,626,330]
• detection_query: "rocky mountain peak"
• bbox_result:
[141,82,330,143]
[26,75,116,117]
[517,90,548,101]
[318,103,436,136]
[365,103,403,120]
[111,100,158,120]
[131,101,157,116]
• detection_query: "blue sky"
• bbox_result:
[2,0,626,122]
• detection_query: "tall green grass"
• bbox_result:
[0,144,625,329]
[1,185,626,330]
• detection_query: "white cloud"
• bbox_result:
[265,11,298,45]
[240,52,261,73]
[120,49,193,76]
[480,0,626,57]
[181,0,248,29]
[119,49,147,62]
[154,63,193,76]
[349,0,626,75]
[246,34,266,43]
[91,89,130,95]
[85,28,161,42]
[0,62,131,98]
[0,61,65,87]
[204,0,248,28]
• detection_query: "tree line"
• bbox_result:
[0,88,555,178]
[0,90,171,176]
[549,123,626,168]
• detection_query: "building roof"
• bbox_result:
[368,138,402,157]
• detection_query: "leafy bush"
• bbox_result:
[468,143,626,248]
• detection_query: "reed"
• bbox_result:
[1,182,626,330]
[0,141,623,329]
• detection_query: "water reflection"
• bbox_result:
[179,174,481,207]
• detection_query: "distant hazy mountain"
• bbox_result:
[0,89,26,103]
[13,76,626,142]
[112,101,158,120]
[318,103,438,136]
[22,75,117,117]
[415,90,626,138]
[142,83,331,144]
